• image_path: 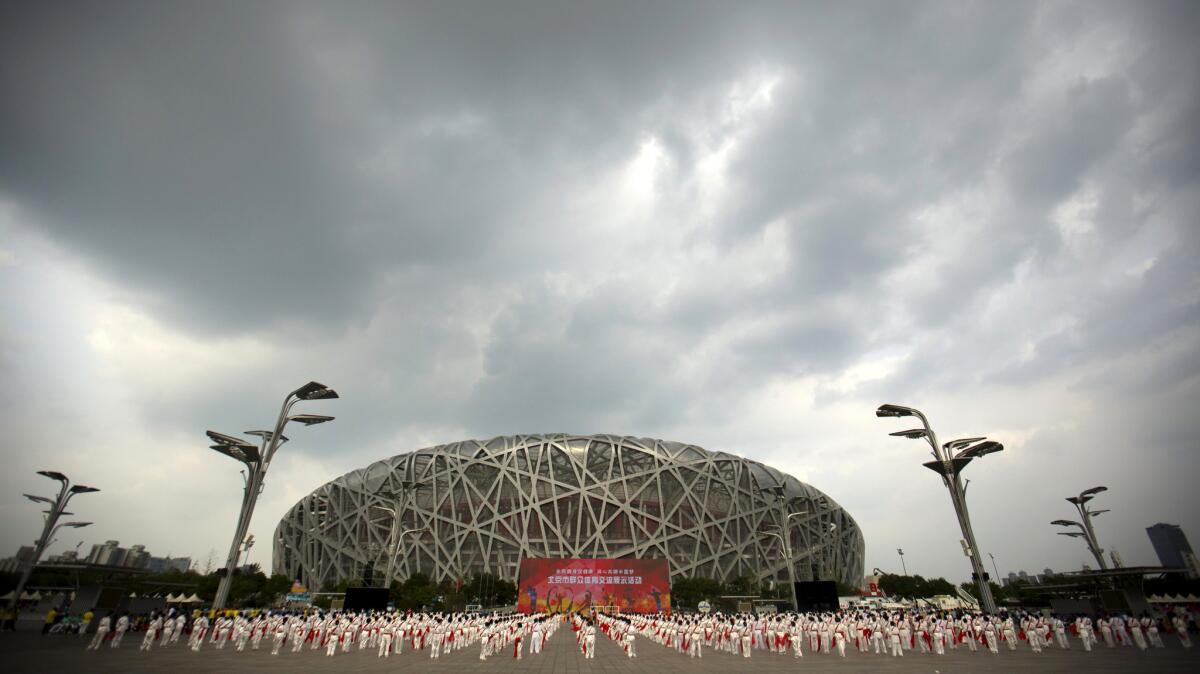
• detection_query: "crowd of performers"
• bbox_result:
[83,608,564,659]
[78,605,1194,661]
[587,608,1193,659]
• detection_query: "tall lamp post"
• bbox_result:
[8,471,98,618]
[762,485,800,612]
[394,528,428,578]
[374,478,428,585]
[208,381,337,611]
[897,548,908,576]
[758,531,795,608]
[1052,485,1110,569]
[877,403,1002,614]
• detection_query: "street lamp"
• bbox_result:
[396,528,428,578]
[373,480,428,585]
[7,472,100,618]
[1053,486,1111,569]
[208,381,338,611]
[877,403,1001,614]
[761,485,799,612]
[897,548,908,576]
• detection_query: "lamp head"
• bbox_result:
[290,414,335,426]
[69,485,100,494]
[244,430,287,444]
[210,444,261,464]
[63,522,92,528]
[1080,486,1108,498]
[207,430,254,447]
[24,494,54,504]
[293,381,339,400]
[957,441,1004,459]
[944,437,987,451]
[38,470,69,483]
[1051,520,1080,527]
[876,404,915,418]
[889,429,928,439]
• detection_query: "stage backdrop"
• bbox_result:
[517,558,670,615]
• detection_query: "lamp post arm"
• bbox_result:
[909,408,944,462]
[263,394,298,468]
[1076,502,1108,570]
[7,479,71,613]
[913,408,995,614]
[384,492,405,585]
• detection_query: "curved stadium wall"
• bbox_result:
[274,434,864,591]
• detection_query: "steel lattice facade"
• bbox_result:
[273,434,864,590]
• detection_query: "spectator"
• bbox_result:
[42,607,57,635]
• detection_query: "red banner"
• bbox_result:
[517,558,671,615]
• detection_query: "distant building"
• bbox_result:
[1146,523,1193,568]
[0,546,37,573]
[87,540,123,565]
[45,550,80,564]
[145,556,192,573]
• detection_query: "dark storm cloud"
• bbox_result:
[1,0,1198,578]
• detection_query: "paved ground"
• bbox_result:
[1,626,1197,673]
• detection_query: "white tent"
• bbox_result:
[165,593,180,603]
[1149,593,1199,604]
[184,593,203,603]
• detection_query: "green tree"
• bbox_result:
[464,572,516,608]
[263,574,293,603]
[395,573,439,610]
[923,577,956,596]
[671,577,723,610]
[877,573,960,598]
[878,573,921,597]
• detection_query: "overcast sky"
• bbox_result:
[2,0,1197,583]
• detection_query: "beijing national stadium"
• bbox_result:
[273,434,864,591]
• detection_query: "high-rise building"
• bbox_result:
[87,540,126,566]
[0,546,37,573]
[1146,523,1193,568]
[123,544,150,569]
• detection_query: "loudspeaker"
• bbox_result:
[343,587,390,611]
[794,580,838,612]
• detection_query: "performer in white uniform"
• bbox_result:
[88,613,112,650]
[111,613,130,649]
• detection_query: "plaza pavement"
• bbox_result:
[1,624,1197,673]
